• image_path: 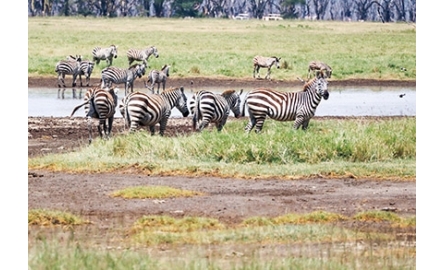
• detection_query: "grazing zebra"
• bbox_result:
[55,55,82,88]
[242,71,329,133]
[92,45,118,67]
[145,65,170,94]
[67,55,95,87]
[101,63,146,96]
[189,89,243,132]
[70,87,119,144]
[308,61,332,79]
[253,55,281,80]
[119,87,190,135]
[127,46,159,66]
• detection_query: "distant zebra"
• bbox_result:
[189,89,243,132]
[127,46,159,66]
[253,55,281,80]
[308,61,332,79]
[145,64,170,94]
[92,45,118,67]
[119,87,190,135]
[67,55,95,87]
[70,87,119,144]
[101,63,146,96]
[242,71,329,133]
[55,55,82,88]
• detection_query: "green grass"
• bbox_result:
[110,185,204,199]
[28,117,416,180]
[28,17,416,81]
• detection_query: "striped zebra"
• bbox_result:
[253,55,281,80]
[55,55,82,88]
[92,45,118,67]
[242,71,329,133]
[145,64,170,94]
[67,55,95,87]
[70,87,119,144]
[101,63,146,96]
[119,87,189,135]
[189,89,243,132]
[127,46,159,66]
[308,61,332,79]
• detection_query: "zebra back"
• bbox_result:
[253,56,281,68]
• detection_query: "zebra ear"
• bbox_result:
[239,89,243,95]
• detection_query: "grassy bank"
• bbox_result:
[28,117,416,180]
[28,17,416,81]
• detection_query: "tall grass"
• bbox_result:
[28,18,416,81]
[28,117,416,179]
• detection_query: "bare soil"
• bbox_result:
[28,77,416,238]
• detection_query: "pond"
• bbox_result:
[28,85,416,118]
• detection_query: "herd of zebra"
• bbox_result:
[60,45,332,143]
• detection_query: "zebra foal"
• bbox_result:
[190,89,243,132]
[92,45,118,67]
[253,55,281,80]
[308,61,332,79]
[145,64,170,94]
[242,71,329,133]
[127,46,159,66]
[55,55,82,88]
[119,87,190,136]
[70,87,119,144]
[101,63,146,96]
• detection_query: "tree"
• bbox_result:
[281,0,306,19]
[312,0,329,20]
[353,0,377,21]
[171,0,201,17]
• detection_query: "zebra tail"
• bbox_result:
[192,93,202,131]
[240,92,249,117]
[70,100,90,119]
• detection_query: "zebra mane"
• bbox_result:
[161,64,168,71]
[302,76,321,92]
[129,63,142,70]
[163,87,179,93]
[221,89,236,96]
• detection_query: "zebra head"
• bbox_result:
[151,46,159,58]
[315,71,329,100]
[274,57,281,69]
[162,65,170,77]
[168,86,189,117]
[222,89,244,118]
[110,45,118,59]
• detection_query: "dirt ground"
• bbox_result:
[28,77,416,234]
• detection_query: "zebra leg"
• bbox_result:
[107,117,114,138]
[265,68,271,80]
[98,119,105,139]
[254,117,267,133]
[72,74,77,87]
[87,117,93,144]
[60,74,66,88]
[149,125,156,136]
[244,115,257,133]
[293,116,305,130]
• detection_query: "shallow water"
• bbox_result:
[28,85,416,118]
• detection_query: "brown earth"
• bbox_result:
[28,77,416,241]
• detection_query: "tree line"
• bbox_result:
[28,0,415,22]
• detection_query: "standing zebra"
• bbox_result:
[119,87,189,135]
[242,71,329,133]
[145,64,170,94]
[190,89,243,132]
[253,55,281,80]
[55,55,82,88]
[308,61,332,79]
[70,87,119,144]
[127,46,159,66]
[67,55,95,87]
[92,45,118,67]
[101,63,146,96]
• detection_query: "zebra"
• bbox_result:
[145,64,170,94]
[253,55,281,80]
[101,63,146,96]
[242,71,329,133]
[308,61,332,79]
[55,55,82,88]
[92,45,118,67]
[119,86,190,135]
[189,89,243,132]
[127,46,159,66]
[70,86,119,144]
[67,55,95,87]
